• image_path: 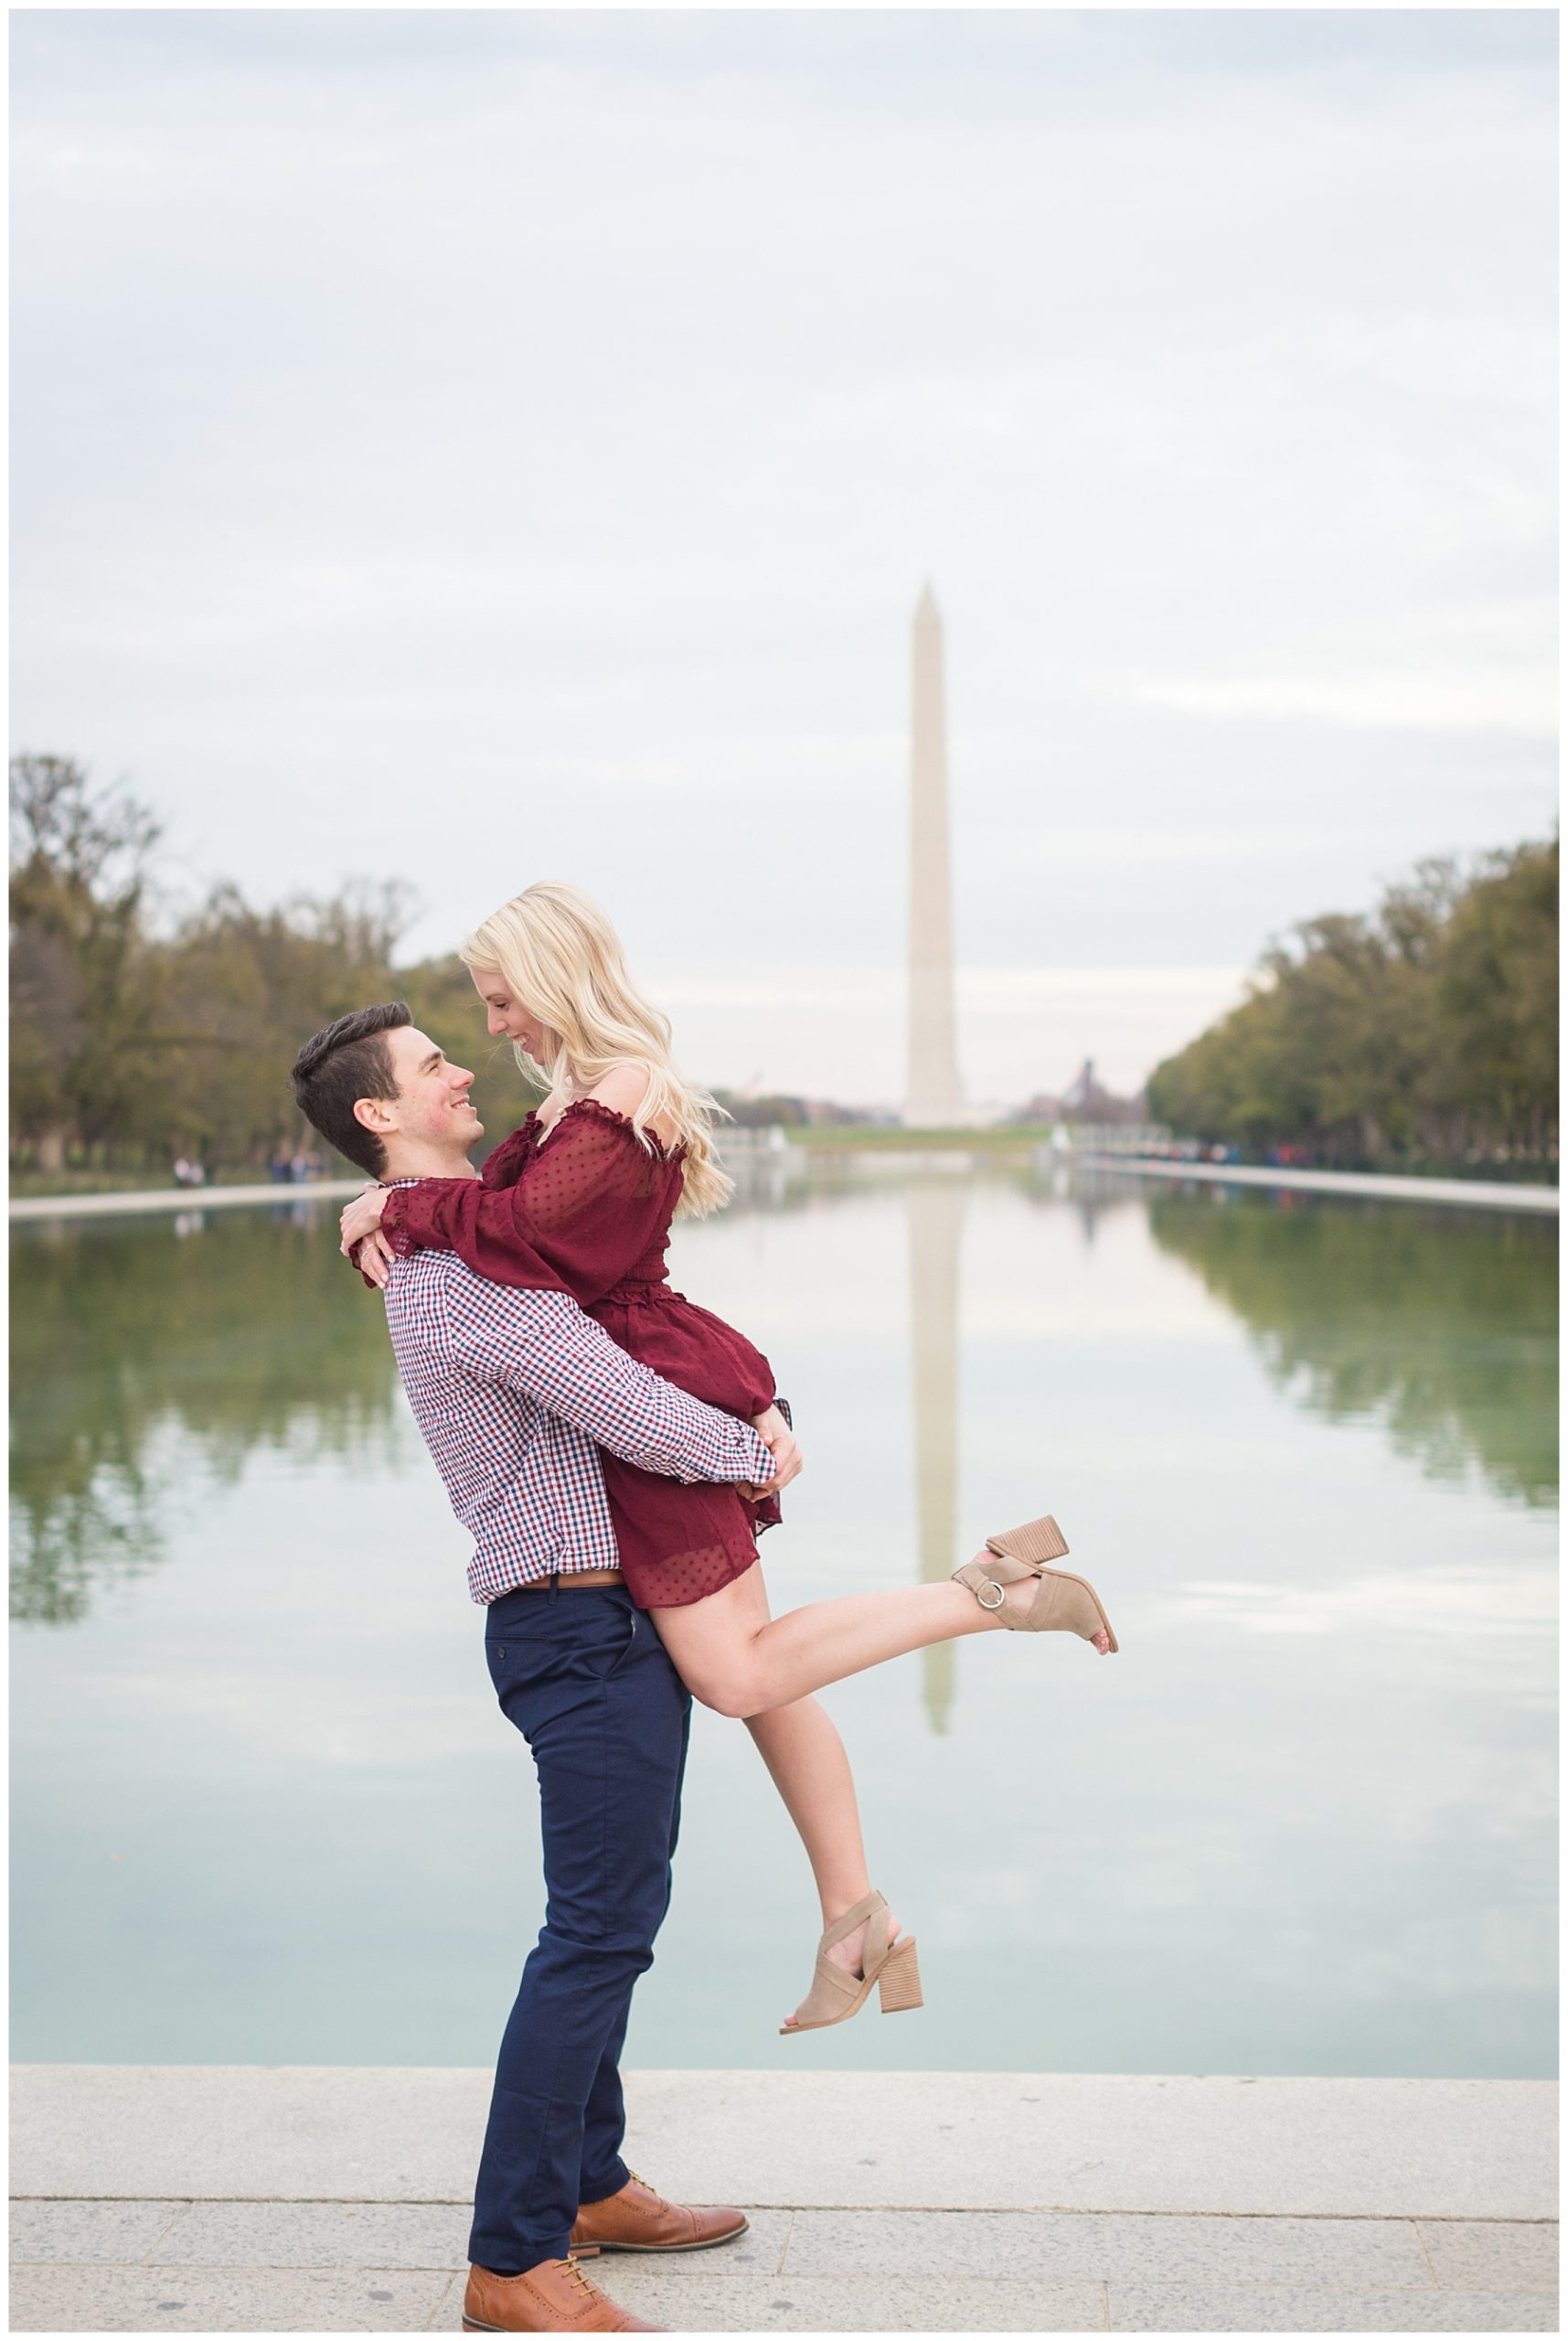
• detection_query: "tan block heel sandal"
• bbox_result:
[954,1515,1119,1651]
[780,1888,923,2036]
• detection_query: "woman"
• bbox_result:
[340,882,1117,2035]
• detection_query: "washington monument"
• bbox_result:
[906,583,964,1125]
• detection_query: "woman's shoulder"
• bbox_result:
[588,1064,654,1119]
[581,1064,676,1151]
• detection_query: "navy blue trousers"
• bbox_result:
[468,1582,692,2275]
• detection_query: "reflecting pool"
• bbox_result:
[10,1160,1557,2077]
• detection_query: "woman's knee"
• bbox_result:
[654,1605,767,1720]
[685,1667,763,1721]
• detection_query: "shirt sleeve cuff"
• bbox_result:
[730,1419,775,1480]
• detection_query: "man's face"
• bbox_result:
[367,1025,484,1162]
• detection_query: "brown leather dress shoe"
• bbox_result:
[462,2258,662,2333]
[569,2173,749,2257]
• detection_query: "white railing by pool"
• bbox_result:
[1075,1155,1558,1214]
[9,1180,367,1222]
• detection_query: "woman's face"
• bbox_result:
[469,966,554,1064]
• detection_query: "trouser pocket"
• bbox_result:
[486,1593,642,1737]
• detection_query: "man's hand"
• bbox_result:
[742,1401,802,1502]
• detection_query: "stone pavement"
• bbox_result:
[10,2068,1559,2333]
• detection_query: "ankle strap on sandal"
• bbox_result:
[954,1557,1023,1612]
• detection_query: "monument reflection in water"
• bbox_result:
[908,1179,965,1733]
[8,1169,1557,2079]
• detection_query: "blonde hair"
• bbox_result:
[461,881,733,1218]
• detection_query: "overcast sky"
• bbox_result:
[11,10,1557,1106]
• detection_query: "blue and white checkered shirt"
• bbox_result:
[383,1245,776,1603]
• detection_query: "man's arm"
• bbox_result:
[445,1277,778,1489]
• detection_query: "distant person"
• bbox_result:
[269,1149,293,1184]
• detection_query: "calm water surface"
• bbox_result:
[10,1160,1557,2076]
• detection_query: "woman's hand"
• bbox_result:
[339,1186,389,1256]
[743,1401,802,1501]
[355,1231,396,1290]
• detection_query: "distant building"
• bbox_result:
[1010,1061,1148,1128]
[712,1088,890,1130]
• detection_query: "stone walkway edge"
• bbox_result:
[1075,1156,1559,1213]
[10,2068,1558,2334]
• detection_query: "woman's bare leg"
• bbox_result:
[747,1697,873,1925]
[660,1566,903,2026]
[652,1549,1108,1725]
[721,1567,875,1916]
[747,1696,903,2027]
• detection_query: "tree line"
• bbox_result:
[1146,835,1558,1174]
[9,754,539,1179]
[10,754,1558,1182]
[6,754,883,1181]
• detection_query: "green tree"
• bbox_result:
[147,881,413,1167]
[1147,838,1557,1173]
[1433,838,1558,1157]
[10,755,162,1170]
[9,750,550,1180]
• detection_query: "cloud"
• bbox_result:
[638,963,1251,1101]
[1127,669,1557,739]
[8,12,1556,1101]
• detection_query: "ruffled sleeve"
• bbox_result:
[478,1118,540,1191]
[379,1098,678,1307]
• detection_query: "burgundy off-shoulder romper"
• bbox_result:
[379,1097,779,1609]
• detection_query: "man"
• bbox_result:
[290,1004,799,2336]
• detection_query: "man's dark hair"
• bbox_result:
[290,1002,412,1178]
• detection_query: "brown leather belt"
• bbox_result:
[513,1567,626,1590]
